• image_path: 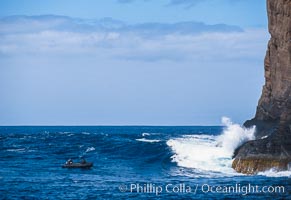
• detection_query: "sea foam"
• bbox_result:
[258,168,291,177]
[167,117,255,174]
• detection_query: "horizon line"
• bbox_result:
[0,124,223,127]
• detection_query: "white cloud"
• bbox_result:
[0,15,268,125]
[0,15,269,62]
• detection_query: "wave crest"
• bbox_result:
[167,117,255,174]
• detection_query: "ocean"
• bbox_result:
[1,123,290,199]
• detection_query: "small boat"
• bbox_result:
[62,160,93,169]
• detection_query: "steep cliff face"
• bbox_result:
[232,0,291,174]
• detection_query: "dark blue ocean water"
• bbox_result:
[0,126,290,200]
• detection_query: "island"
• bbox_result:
[232,0,291,174]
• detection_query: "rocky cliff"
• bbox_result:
[232,0,291,174]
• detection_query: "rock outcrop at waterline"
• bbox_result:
[232,0,291,174]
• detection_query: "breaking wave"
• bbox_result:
[167,117,255,174]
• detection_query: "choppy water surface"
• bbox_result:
[1,125,290,199]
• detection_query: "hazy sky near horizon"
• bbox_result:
[0,0,269,125]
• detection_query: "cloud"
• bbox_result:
[0,15,242,34]
[0,15,268,125]
[0,15,268,62]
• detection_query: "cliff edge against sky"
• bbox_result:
[232,0,291,174]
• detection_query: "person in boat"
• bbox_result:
[81,159,86,164]
[66,159,73,165]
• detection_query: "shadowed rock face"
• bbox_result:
[232,0,291,174]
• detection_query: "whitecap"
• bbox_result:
[59,132,71,134]
[85,147,95,153]
[6,148,26,152]
[167,117,255,175]
[142,133,151,137]
[136,138,160,143]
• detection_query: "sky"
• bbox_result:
[0,0,267,27]
[0,0,269,125]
